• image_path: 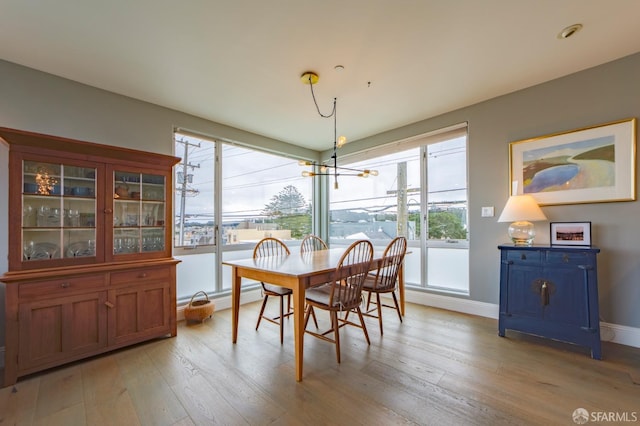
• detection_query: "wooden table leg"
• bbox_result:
[231,266,241,344]
[292,281,305,381]
[398,262,405,317]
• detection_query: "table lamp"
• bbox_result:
[497,194,547,246]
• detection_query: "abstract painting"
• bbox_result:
[509,118,636,205]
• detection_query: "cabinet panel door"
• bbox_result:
[108,281,171,346]
[18,292,107,371]
[18,302,62,368]
[107,165,172,263]
[504,263,543,318]
[11,151,104,271]
[139,286,169,330]
[67,295,107,351]
[542,266,588,327]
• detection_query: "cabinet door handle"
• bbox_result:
[60,282,70,288]
[541,282,549,306]
[139,273,148,278]
[105,301,115,309]
[104,208,113,214]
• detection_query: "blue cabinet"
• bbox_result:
[498,245,601,359]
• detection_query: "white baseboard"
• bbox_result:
[404,289,640,349]
[600,321,640,348]
[405,289,500,319]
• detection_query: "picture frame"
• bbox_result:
[550,222,592,246]
[508,118,636,206]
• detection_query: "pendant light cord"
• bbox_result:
[307,75,336,119]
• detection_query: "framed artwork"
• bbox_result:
[509,118,636,205]
[550,222,591,246]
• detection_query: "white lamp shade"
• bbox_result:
[498,195,547,222]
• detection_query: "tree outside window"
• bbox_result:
[262,185,311,239]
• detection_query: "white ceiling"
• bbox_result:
[2,1,640,151]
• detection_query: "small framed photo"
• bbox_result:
[550,222,592,246]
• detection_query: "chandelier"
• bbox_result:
[298,71,377,189]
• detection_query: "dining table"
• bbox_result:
[223,247,406,382]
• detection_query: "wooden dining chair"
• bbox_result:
[303,239,374,363]
[299,234,328,328]
[300,234,328,254]
[254,237,292,344]
[362,236,407,335]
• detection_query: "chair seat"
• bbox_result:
[306,284,360,309]
[363,274,395,292]
[262,283,293,295]
[363,276,376,289]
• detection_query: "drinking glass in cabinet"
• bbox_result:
[65,209,81,227]
[142,203,160,225]
[36,206,62,227]
[142,174,165,201]
[142,229,165,252]
[66,239,96,258]
[23,240,60,260]
[23,241,35,260]
[114,235,140,254]
[23,205,35,227]
[114,201,139,227]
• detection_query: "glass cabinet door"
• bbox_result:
[22,160,97,262]
[113,170,166,255]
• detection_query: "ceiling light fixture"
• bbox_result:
[298,71,377,189]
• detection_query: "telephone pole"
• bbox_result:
[176,138,201,245]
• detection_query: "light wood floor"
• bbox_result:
[1,301,639,425]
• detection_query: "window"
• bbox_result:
[221,144,312,248]
[174,134,216,249]
[423,135,469,293]
[173,131,314,302]
[329,124,469,293]
[220,143,313,293]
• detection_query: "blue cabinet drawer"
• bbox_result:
[505,250,541,264]
[546,250,593,265]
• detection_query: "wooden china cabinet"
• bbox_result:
[0,127,180,387]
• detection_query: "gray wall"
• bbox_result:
[1,52,639,353]
[341,52,640,328]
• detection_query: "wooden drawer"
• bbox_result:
[19,274,106,299]
[110,266,171,286]
[505,250,541,264]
